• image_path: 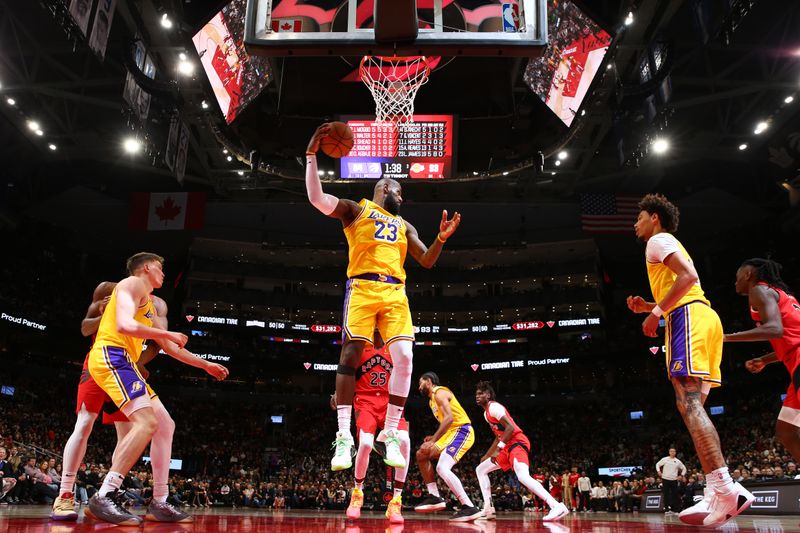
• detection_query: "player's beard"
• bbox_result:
[384,194,400,215]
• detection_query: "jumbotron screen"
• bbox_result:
[524,0,612,127]
[192,0,272,124]
[339,115,455,180]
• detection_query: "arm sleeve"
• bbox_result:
[487,402,508,420]
[305,155,339,216]
[655,458,665,471]
[646,233,680,263]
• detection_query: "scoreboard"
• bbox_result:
[339,115,455,179]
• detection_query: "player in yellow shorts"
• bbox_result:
[85,253,229,526]
[628,194,753,527]
[413,372,481,522]
[305,124,461,472]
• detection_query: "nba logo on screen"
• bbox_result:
[502,4,520,32]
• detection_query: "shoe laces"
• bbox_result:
[332,435,352,455]
[106,491,130,516]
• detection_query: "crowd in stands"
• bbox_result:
[1,370,797,514]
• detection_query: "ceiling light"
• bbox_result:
[48,144,57,151]
[754,121,768,134]
[557,151,568,160]
[201,100,209,109]
[179,52,187,61]
[123,137,141,154]
[785,95,794,104]
[651,138,669,154]
[160,14,173,29]
[580,109,586,116]
[327,170,334,176]
[237,171,245,176]
[624,11,634,25]
[554,160,561,167]
[35,129,43,136]
[6,98,15,106]
[226,155,233,161]
[738,143,748,151]
[177,59,194,76]
[502,171,509,176]
[550,171,556,176]
[222,148,228,154]
[27,120,40,131]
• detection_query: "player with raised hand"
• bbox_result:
[305,124,461,472]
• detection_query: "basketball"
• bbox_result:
[320,121,354,158]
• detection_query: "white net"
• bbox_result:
[359,56,432,123]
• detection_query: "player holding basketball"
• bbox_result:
[414,372,481,522]
[628,194,753,526]
[85,253,228,525]
[473,381,568,521]
[725,259,800,459]
[305,124,461,472]
[336,330,411,524]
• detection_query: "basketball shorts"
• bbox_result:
[354,394,409,436]
[494,435,531,472]
[665,302,722,387]
[434,424,474,462]
[87,345,156,412]
[342,278,414,345]
[76,366,112,415]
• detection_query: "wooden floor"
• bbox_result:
[2,506,799,532]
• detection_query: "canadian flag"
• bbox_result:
[271,19,302,32]
[128,192,206,231]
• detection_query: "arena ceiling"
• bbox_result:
[0,0,798,226]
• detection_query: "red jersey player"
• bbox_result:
[726,258,800,460]
[473,381,568,521]
[336,331,410,523]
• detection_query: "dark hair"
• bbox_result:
[475,380,496,400]
[126,252,165,275]
[638,194,680,233]
[420,372,440,385]
[742,258,791,293]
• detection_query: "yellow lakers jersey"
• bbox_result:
[646,234,709,315]
[92,286,155,362]
[343,199,408,282]
[429,386,471,426]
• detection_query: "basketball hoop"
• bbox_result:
[359,56,432,123]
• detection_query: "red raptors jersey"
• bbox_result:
[569,472,580,487]
[355,346,393,397]
[750,283,800,368]
[483,400,526,442]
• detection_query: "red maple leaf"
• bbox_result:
[281,22,293,30]
[155,197,182,221]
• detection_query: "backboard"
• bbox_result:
[244,0,547,57]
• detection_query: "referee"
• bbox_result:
[656,447,686,514]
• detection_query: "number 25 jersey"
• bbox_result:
[344,199,408,283]
[356,345,393,397]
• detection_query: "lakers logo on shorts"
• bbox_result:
[671,361,684,373]
[130,381,144,394]
[448,446,456,453]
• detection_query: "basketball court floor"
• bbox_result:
[2,507,799,532]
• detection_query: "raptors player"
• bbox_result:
[333,331,411,524]
[474,381,568,522]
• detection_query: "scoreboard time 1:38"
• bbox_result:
[339,115,455,180]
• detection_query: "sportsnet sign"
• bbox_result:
[598,466,641,477]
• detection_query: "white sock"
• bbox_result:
[395,430,410,484]
[426,482,440,497]
[355,481,364,490]
[513,460,559,508]
[436,453,475,507]
[476,459,500,508]
[354,431,373,485]
[708,466,734,494]
[150,401,175,503]
[384,404,403,433]
[393,488,403,498]
[337,405,352,434]
[98,471,124,497]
